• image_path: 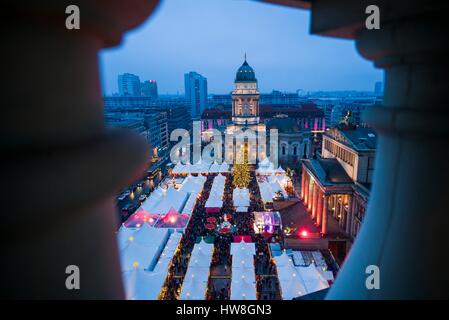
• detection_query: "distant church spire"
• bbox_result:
[244,52,247,62]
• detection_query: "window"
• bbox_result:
[293,146,297,156]
[282,145,286,155]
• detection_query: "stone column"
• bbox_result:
[312,184,319,219]
[321,195,328,235]
[300,168,305,200]
[305,0,449,299]
[308,181,314,212]
[1,1,159,299]
[316,190,323,226]
[346,195,354,236]
[304,174,309,206]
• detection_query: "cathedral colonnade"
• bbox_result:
[301,166,329,235]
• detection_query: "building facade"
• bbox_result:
[144,111,169,157]
[117,73,141,96]
[141,80,158,99]
[300,125,377,241]
[184,71,208,119]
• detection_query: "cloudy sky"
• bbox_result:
[99,0,383,95]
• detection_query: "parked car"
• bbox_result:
[117,193,127,201]
[139,194,147,202]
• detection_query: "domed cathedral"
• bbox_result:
[226,56,267,164]
[232,57,260,125]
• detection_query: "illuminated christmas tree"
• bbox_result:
[233,144,251,188]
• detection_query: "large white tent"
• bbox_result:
[230,241,257,300]
[119,225,170,272]
[231,241,256,256]
[179,241,213,300]
[231,276,257,300]
[117,225,136,250]
[205,174,226,211]
[219,161,230,173]
[274,252,330,300]
[232,188,250,208]
[119,228,182,300]
[209,161,221,173]
[153,232,182,273]
[122,268,166,300]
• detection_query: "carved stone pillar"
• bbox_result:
[321,195,328,235]
[1,0,160,299]
[305,0,449,299]
[300,168,305,199]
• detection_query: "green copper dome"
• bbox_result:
[235,59,257,82]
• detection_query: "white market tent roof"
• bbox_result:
[120,226,170,272]
[205,174,226,208]
[119,230,181,300]
[179,271,209,300]
[276,166,286,174]
[231,276,257,300]
[219,161,229,173]
[122,268,166,300]
[117,225,136,250]
[209,161,221,173]
[230,241,257,300]
[274,252,330,299]
[232,188,250,208]
[256,158,275,175]
[132,223,169,247]
[153,232,182,273]
[140,186,189,214]
[231,241,256,256]
[179,242,214,300]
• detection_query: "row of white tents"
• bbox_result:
[118,224,182,300]
[205,174,226,212]
[256,158,286,176]
[172,160,230,175]
[231,241,257,300]
[179,241,214,300]
[274,252,330,300]
[258,175,289,204]
[140,174,206,215]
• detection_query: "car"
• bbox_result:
[137,182,143,188]
[139,194,147,202]
[117,193,127,201]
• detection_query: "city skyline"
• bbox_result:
[99,0,383,95]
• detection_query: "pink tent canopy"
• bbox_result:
[124,209,160,227]
[154,207,189,228]
[233,235,252,243]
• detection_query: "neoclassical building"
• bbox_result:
[224,58,266,164]
[300,125,376,239]
[202,58,317,165]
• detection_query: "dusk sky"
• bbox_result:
[99,0,383,95]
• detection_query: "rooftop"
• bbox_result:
[325,126,377,151]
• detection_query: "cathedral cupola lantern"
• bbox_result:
[232,55,260,125]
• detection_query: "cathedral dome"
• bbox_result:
[235,59,256,82]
